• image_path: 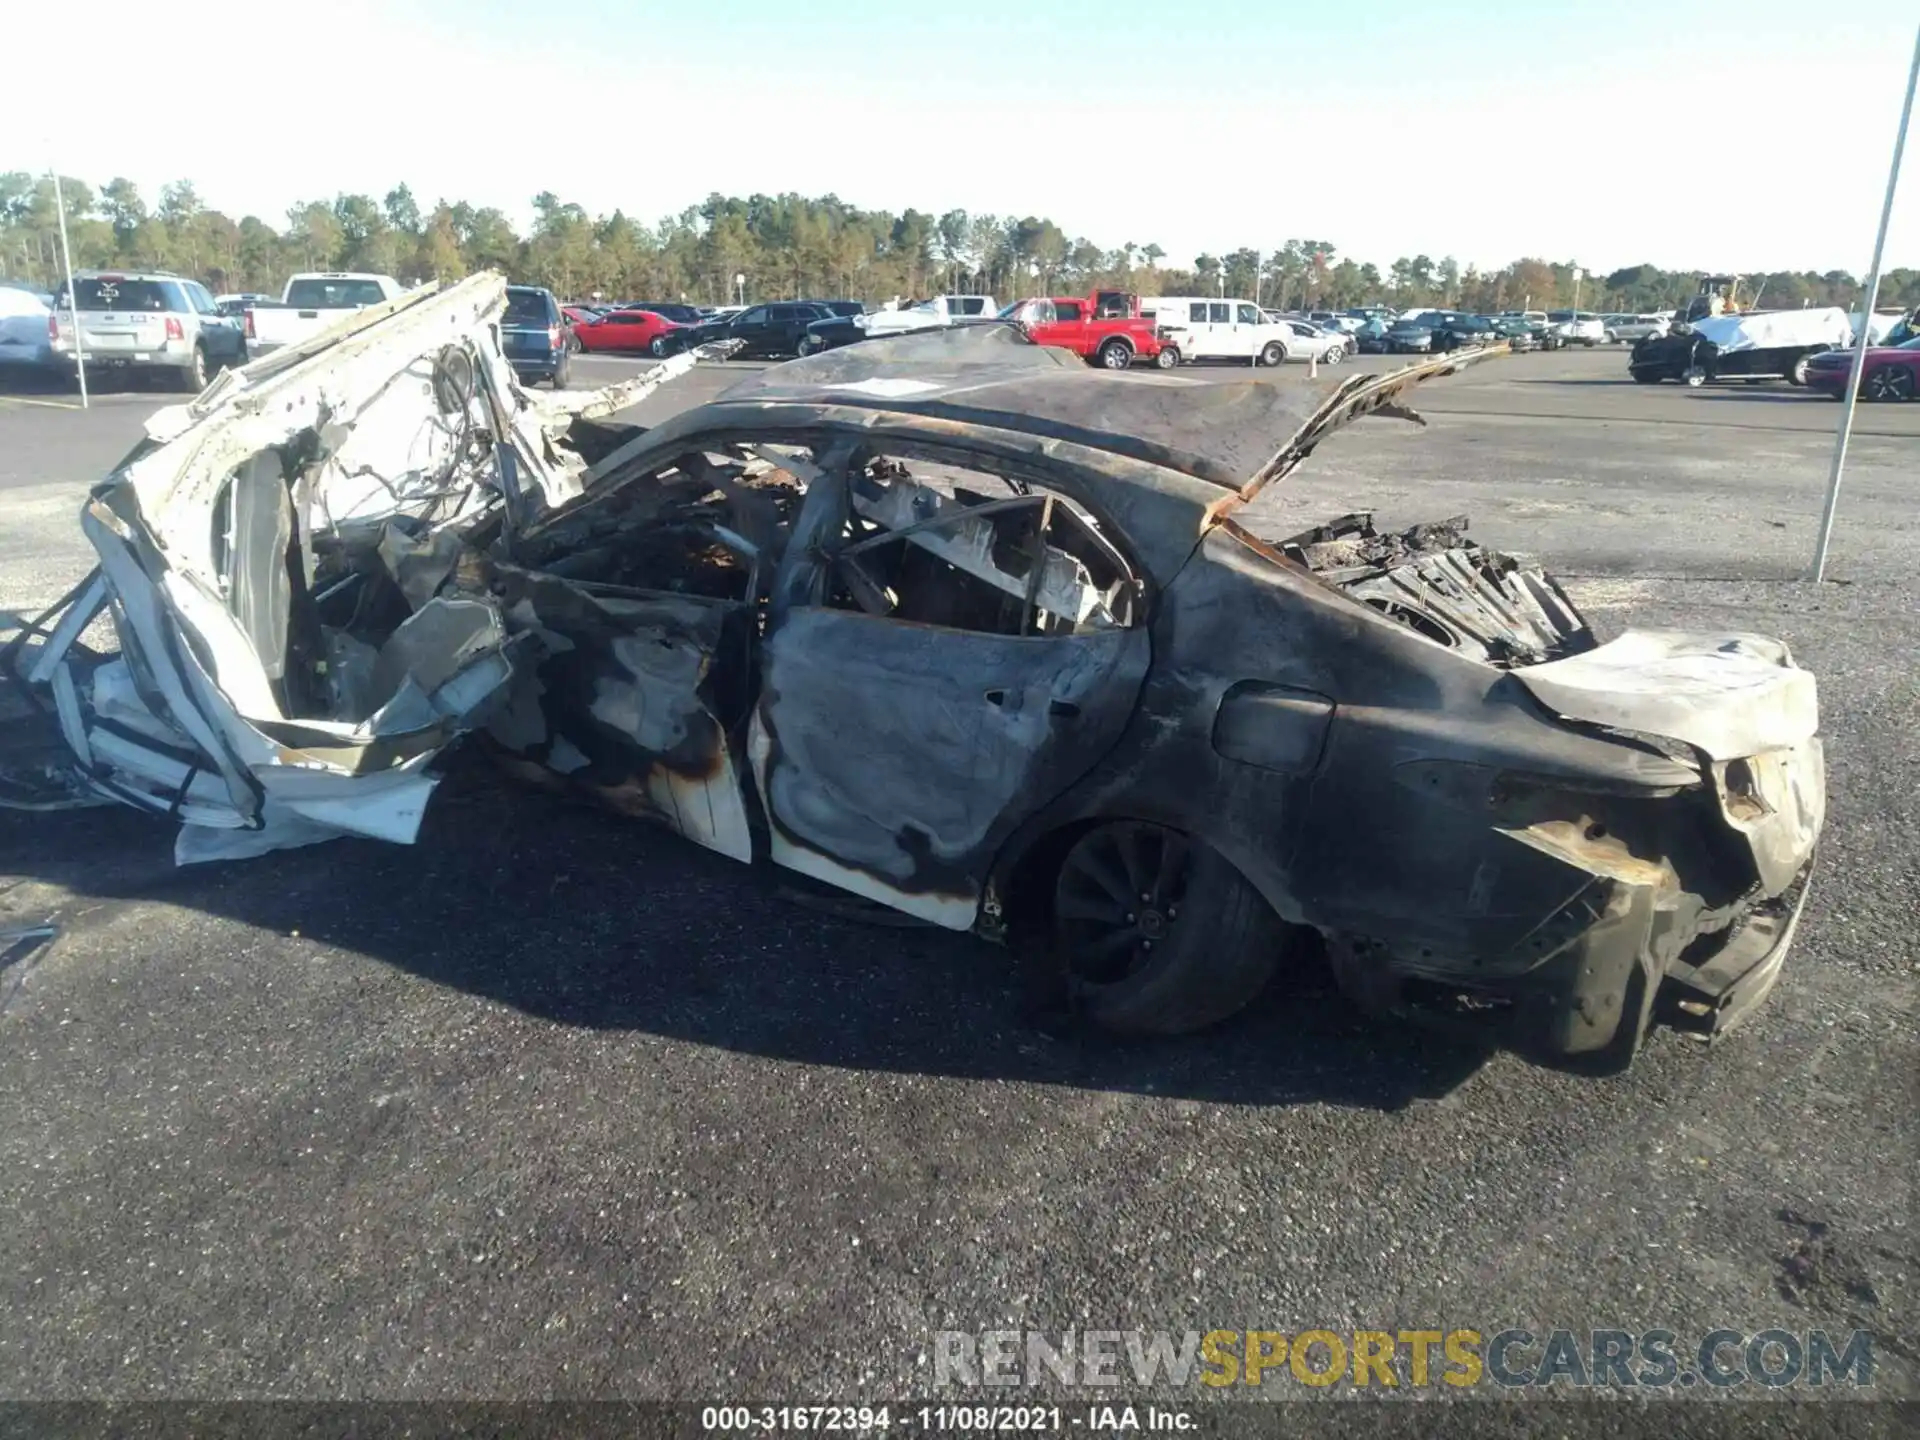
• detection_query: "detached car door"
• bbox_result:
[750,449,1152,928]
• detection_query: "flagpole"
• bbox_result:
[50,170,88,409]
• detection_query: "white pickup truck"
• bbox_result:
[246,272,411,356]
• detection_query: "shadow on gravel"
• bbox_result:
[0,759,1491,1112]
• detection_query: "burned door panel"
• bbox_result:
[749,609,1150,926]
[480,561,755,862]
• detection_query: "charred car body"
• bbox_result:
[2,276,1825,1070]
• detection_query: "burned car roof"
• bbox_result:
[709,324,1503,496]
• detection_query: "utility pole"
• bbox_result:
[1809,21,1920,582]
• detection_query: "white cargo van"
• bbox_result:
[1139,296,1294,365]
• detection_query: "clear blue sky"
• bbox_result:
[18,0,1919,275]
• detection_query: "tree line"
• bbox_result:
[5,172,1918,316]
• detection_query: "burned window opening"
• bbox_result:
[811,453,1136,639]
[506,443,805,607]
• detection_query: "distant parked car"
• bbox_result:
[247,272,410,356]
[1425,313,1498,351]
[1307,310,1364,334]
[1547,310,1607,346]
[1490,316,1539,351]
[0,285,54,369]
[573,305,685,358]
[1281,319,1350,363]
[674,302,832,359]
[1605,314,1669,344]
[622,301,705,325]
[1385,316,1434,353]
[214,292,274,318]
[1353,317,1395,353]
[47,270,248,390]
[808,299,867,319]
[500,285,573,387]
[797,313,868,356]
[1801,335,1920,401]
[561,305,601,329]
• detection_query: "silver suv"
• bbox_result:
[1603,313,1671,344]
[47,271,249,391]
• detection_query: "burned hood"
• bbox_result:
[717,325,1505,493]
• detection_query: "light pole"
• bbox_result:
[50,170,87,409]
[1810,21,1920,582]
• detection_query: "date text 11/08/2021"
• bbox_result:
[701,1407,1191,1432]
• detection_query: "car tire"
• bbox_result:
[649,335,668,358]
[550,348,571,389]
[1156,345,1180,369]
[177,345,208,393]
[1786,354,1812,387]
[1096,339,1133,370]
[1051,821,1285,1036]
[1683,364,1710,388]
[1866,365,1914,401]
[1260,341,1287,367]
[1320,346,1341,366]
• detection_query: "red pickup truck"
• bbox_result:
[1004,290,1172,370]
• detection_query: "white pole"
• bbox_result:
[1809,23,1920,583]
[50,170,88,409]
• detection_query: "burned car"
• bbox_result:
[2,275,1825,1070]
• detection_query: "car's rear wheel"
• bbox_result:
[1052,821,1285,1036]
[177,345,208,393]
[649,335,668,358]
[550,347,571,389]
[1866,365,1914,401]
[1096,339,1133,370]
[1260,341,1287,366]
[1683,364,1710,388]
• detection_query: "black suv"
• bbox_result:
[678,302,833,359]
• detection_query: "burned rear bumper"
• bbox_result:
[1330,854,1815,1068]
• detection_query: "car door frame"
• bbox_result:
[748,437,1155,928]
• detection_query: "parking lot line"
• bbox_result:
[0,394,83,412]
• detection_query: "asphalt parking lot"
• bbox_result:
[0,345,1914,1415]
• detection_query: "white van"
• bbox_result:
[1139,296,1294,365]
